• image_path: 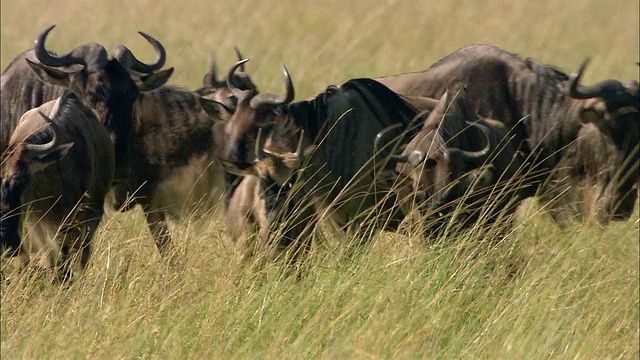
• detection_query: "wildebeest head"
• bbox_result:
[222,59,295,166]
[568,58,640,221]
[377,82,493,212]
[0,116,73,257]
[24,25,174,181]
[197,48,258,112]
[569,58,639,136]
[222,125,316,226]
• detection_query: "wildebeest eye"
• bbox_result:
[424,158,437,169]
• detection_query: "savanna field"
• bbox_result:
[1,0,639,358]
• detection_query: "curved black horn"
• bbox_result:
[249,65,295,111]
[568,57,608,99]
[34,25,89,68]
[374,123,404,154]
[25,112,59,153]
[295,130,305,162]
[202,51,225,88]
[227,58,251,98]
[127,31,167,73]
[447,121,492,164]
[391,154,410,163]
[255,128,265,160]
[234,47,246,72]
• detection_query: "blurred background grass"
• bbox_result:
[1,0,638,358]
[2,0,638,97]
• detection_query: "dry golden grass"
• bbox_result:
[1,0,639,359]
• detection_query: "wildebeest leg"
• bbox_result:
[77,208,105,271]
[54,212,102,282]
[144,210,171,256]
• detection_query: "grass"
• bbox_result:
[1,0,639,359]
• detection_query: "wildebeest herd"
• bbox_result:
[1,26,638,280]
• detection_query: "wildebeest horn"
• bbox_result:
[34,25,108,69]
[127,32,167,73]
[249,65,295,111]
[23,112,59,153]
[255,128,265,160]
[392,154,410,163]
[447,121,492,164]
[568,57,605,99]
[234,47,246,72]
[374,123,403,153]
[568,58,639,109]
[202,52,226,88]
[227,58,251,98]
[295,130,305,162]
[374,123,412,163]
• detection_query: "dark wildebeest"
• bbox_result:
[1,91,114,280]
[1,25,174,182]
[375,45,639,224]
[221,61,426,260]
[376,81,527,235]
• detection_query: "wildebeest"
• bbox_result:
[1,91,114,280]
[106,52,259,256]
[222,128,317,262]
[107,86,232,255]
[375,45,639,224]
[376,81,527,234]
[1,25,174,182]
[221,61,426,256]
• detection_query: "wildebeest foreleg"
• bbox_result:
[144,210,171,256]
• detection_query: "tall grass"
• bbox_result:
[1,0,639,358]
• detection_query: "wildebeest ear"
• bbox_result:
[219,159,257,177]
[199,97,223,118]
[138,67,174,91]
[26,142,74,173]
[25,58,80,87]
[201,97,234,117]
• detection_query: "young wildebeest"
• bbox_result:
[1,25,173,182]
[1,91,114,280]
[107,55,259,256]
[222,128,317,262]
[376,82,526,235]
[374,45,639,224]
[220,61,429,260]
[107,88,228,255]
